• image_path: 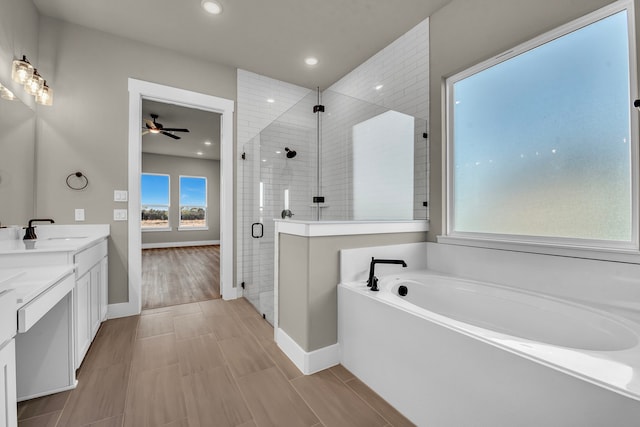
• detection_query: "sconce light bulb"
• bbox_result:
[11,56,34,85]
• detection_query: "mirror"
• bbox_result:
[0,81,36,227]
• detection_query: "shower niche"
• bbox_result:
[239,89,428,324]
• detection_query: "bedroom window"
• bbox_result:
[141,173,171,230]
[179,176,207,229]
[444,2,637,254]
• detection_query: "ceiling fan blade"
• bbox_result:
[161,128,190,133]
[145,119,157,129]
[161,131,181,140]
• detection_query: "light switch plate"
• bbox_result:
[75,209,85,221]
[113,209,128,221]
[114,190,128,202]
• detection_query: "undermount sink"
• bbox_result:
[45,236,88,241]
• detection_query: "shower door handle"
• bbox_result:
[251,222,263,239]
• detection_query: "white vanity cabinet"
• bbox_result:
[73,239,108,368]
[0,340,17,427]
[0,289,17,427]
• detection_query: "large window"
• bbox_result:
[141,173,170,230]
[179,176,207,229]
[446,2,637,252]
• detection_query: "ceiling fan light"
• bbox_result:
[201,0,222,15]
[150,129,160,134]
[11,56,34,85]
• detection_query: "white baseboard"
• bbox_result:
[276,328,340,375]
[107,301,139,319]
[141,240,220,249]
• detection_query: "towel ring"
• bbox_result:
[66,171,89,190]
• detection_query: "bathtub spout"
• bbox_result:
[367,257,407,291]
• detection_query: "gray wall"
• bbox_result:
[35,16,236,303]
[279,231,427,352]
[0,0,39,226]
[427,0,618,241]
[142,153,220,245]
[0,0,39,107]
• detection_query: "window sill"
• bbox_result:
[142,227,172,232]
[178,227,209,231]
[437,235,640,264]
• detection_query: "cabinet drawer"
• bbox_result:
[18,274,74,333]
[74,240,107,278]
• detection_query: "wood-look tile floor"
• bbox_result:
[17,298,415,427]
[142,246,220,310]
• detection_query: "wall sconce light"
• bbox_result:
[10,56,54,106]
[11,56,34,85]
[24,69,44,96]
[0,83,16,101]
[35,81,53,106]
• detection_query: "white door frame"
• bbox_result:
[110,78,236,318]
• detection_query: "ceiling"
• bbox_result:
[142,100,221,160]
[32,0,450,90]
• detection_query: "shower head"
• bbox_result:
[285,147,297,159]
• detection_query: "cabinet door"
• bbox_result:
[90,265,100,339]
[99,256,108,322]
[75,274,91,369]
[0,340,17,427]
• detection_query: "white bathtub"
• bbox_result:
[338,270,640,427]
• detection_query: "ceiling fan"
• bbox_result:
[142,113,190,140]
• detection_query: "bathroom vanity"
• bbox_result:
[0,224,110,407]
[0,287,17,427]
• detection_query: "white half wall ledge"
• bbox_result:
[141,240,220,249]
[276,328,340,375]
[274,220,428,237]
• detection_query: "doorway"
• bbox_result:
[140,99,222,309]
[116,79,235,318]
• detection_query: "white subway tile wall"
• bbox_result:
[236,18,429,322]
[237,70,313,321]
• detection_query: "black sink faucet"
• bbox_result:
[367,257,407,291]
[23,218,55,240]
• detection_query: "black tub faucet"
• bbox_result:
[367,257,407,291]
[23,218,55,240]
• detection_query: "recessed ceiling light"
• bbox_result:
[196,151,204,156]
[275,151,281,154]
[305,57,318,66]
[267,98,275,103]
[262,159,267,162]
[375,84,384,91]
[204,141,212,146]
[201,0,222,15]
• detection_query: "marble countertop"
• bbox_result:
[0,224,109,255]
[0,265,75,308]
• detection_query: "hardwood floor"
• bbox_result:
[17,298,415,427]
[142,246,220,310]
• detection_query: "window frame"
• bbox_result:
[178,175,208,231]
[442,0,640,262]
[141,172,172,232]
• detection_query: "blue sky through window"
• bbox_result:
[141,174,169,205]
[180,176,206,206]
